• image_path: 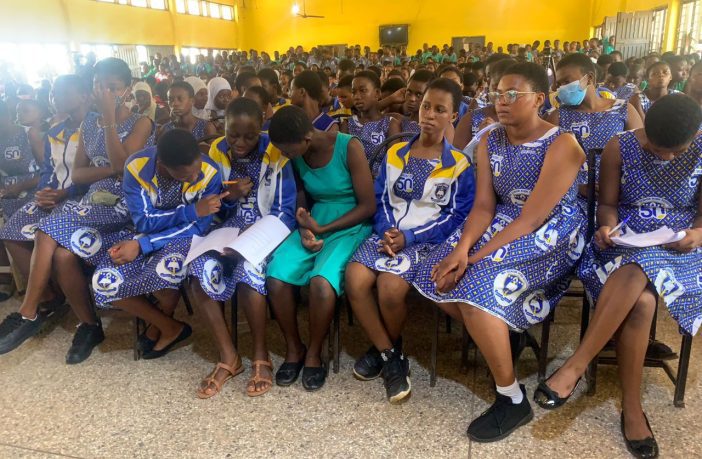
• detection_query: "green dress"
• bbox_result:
[266,133,372,295]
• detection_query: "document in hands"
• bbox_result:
[184,215,291,266]
[611,226,686,248]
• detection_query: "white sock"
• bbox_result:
[496,379,523,404]
[21,314,37,321]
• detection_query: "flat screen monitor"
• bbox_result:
[380,25,408,46]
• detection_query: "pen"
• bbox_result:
[607,216,631,236]
[223,180,240,185]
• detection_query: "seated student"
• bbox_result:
[605,62,638,100]
[280,70,293,99]
[394,69,434,134]
[0,57,154,362]
[16,99,50,161]
[438,66,470,125]
[158,81,217,141]
[326,75,354,120]
[462,71,480,101]
[290,70,339,132]
[534,94,702,459]
[453,58,516,150]
[341,70,400,165]
[380,77,407,114]
[90,129,223,359]
[266,106,375,391]
[346,78,475,403]
[243,85,274,131]
[258,68,289,112]
[627,63,646,91]
[132,81,159,122]
[189,98,296,398]
[546,53,642,197]
[235,72,262,98]
[630,61,677,120]
[0,75,91,310]
[413,63,586,442]
[685,61,702,118]
[205,77,233,129]
[184,76,210,121]
[316,70,335,113]
[667,55,688,92]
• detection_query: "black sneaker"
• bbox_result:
[353,346,384,380]
[467,384,534,442]
[65,323,105,365]
[0,312,47,355]
[381,349,411,404]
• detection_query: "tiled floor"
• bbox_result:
[0,293,699,458]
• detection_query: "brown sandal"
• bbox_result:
[246,360,273,397]
[197,361,244,399]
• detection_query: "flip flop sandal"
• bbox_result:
[197,361,244,399]
[247,360,274,397]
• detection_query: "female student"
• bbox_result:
[257,68,288,111]
[266,106,376,391]
[205,76,233,127]
[184,76,210,121]
[630,61,677,120]
[395,69,434,134]
[326,74,354,120]
[290,70,339,132]
[413,63,586,442]
[189,98,296,398]
[685,61,702,116]
[346,78,475,403]
[132,81,158,122]
[158,81,217,141]
[0,57,154,363]
[534,94,702,459]
[0,75,91,310]
[438,66,470,125]
[605,62,638,100]
[243,86,275,131]
[342,71,400,163]
[90,129,223,359]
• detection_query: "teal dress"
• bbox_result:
[267,133,372,295]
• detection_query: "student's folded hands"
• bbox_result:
[431,249,470,293]
[296,207,323,235]
[108,240,141,265]
[377,228,405,257]
[300,227,323,252]
[35,187,68,209]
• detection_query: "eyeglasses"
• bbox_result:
[488,90,537,105]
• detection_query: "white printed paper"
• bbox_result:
[611,226,686,248]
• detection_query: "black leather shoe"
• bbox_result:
[467,384,533,442]
[533,370,581,410]
[301,364,327,391]
[276,346,306,386]
[137,326,157,354]
[66,323,105,364]
[142,324,192,360]
[621,411,659,458]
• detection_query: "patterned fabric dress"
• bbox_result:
[38,112,155,266]
[312,112,339,132]
[612,83,637,100]
[413,127,587,330]
[578,132,702,335]
[400,119,421,135]
[639,90,680,114]
[0,126,39,218]
[160,119,207,140]
[471,106,493,138]
[347,115,391,161]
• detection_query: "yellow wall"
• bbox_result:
[238,0,592,53]
[1,0,239,49]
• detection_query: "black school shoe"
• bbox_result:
[66,323,105,365]
[276,346,307,386]
[301,364,327,391]
[142,324,192,360]
[353,337,403,381]
[0,312,49,355]
[381,348,411,404]
[467,384,534,443]
[621,411,659,459]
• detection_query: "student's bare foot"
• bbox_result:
[198,356,244,399]
[247,359,273,397]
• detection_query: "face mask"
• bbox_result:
[557,78,587,106]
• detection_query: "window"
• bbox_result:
[94,0,168,8]
[187,0,200,15]
[678,0,702,54]
[209,2,220,18]
[594,25,603,39]
[177,1,235,21]
[222,5,233,20]
[175,0,186,13]
[651,8,667,53]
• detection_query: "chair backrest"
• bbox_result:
[585,148,603,240]
[368,131,422,178]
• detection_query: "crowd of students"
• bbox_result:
[1,38,701,458]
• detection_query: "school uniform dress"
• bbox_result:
[639,90,679,114]
[326,98,352,121]
[413,127,587,330]
[188,134,296,301]
[471,106,493,138]
[612,83,637,100]
[0,117,87,241]
[38,112,155,266]
[312,112,339,132]
[160,119,207,140]
[0,126,39,218]
[267,133,372,296]
[578,132,702,335]
[91,147,221,306]
[400,119,421,135]
[455,100,470,128]
[351,136,475,281]
[347,115,392,162]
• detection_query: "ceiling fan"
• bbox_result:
[292,1,324,18]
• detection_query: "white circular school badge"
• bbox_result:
[534,220,559,252]
[156,253,186,284]
[201,259,226,295]
[654,268,686,306]
[566,230,585,261]
[561,204,577,217]
[493,269,529,307]
[244,261,266,286]
[522,290,551,325]
[509,189,531,206]
[92,268,124,298]
[69,227,103,258]
[692,316,702,336]
[490,245,509,263]
[21,202,38,215]
[20,224,38,240]
[376,254,411,275]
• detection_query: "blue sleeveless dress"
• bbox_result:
[0,126,39,218]
[400,119,421,135]
[39,112,155,266]
[578,132,702,335]
[413,127,587,330]
[471,106,493,138]
[639,90,680,114]
[347,115,391,161]
[161,118,207,140]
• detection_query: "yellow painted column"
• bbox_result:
[663,0,680,52]
[167,0,181,56]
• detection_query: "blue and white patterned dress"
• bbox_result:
[400,118,421,135]
[471,106,493,138]
[347,115,391,161]
[38,112,155,266]
[160,118,207,140]
[612,83,637,100]
[639,90,680,114]
[0,126,39,218]
[578,131,702,335]
[413,127,587,330]
[312,112,339,132]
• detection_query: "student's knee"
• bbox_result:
[237,283,265,306]
[613,263,647,284]
[377,273,409,309]
[266,277,288,297]
[345,263,375,298]
[628,289,656,328]
[52,246,77,267]
[309,276,336,303]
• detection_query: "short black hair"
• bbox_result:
[471,61,486,72]
[367,66,383,79]
[463,72,479,87]
[353,70,381,89]
[501,62,550,97]
[558,52,597,76]
[485,53,511,66]
[439,66,463,83]
[490,58,518,82]
[645,94,702,148]
[596,53,615,66]
[408,69,435,85]
[608,62,628,78]
[257,68,279,85]
[337,74,354,89]
[316,70,330,89]
[157,129,200,168]
[244,85,272,107]
[268,105,313,144]
[646,60,670,77]
[293,70,323,101]
[425,78,463,113]
[94,57,132,86]
[294,61,307,69]
[53,74,91,95]
[168,81,195,98]
[225,97,263,124]
[338,59,355,74]
[381,77,406,95]
[234,71,258,94]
